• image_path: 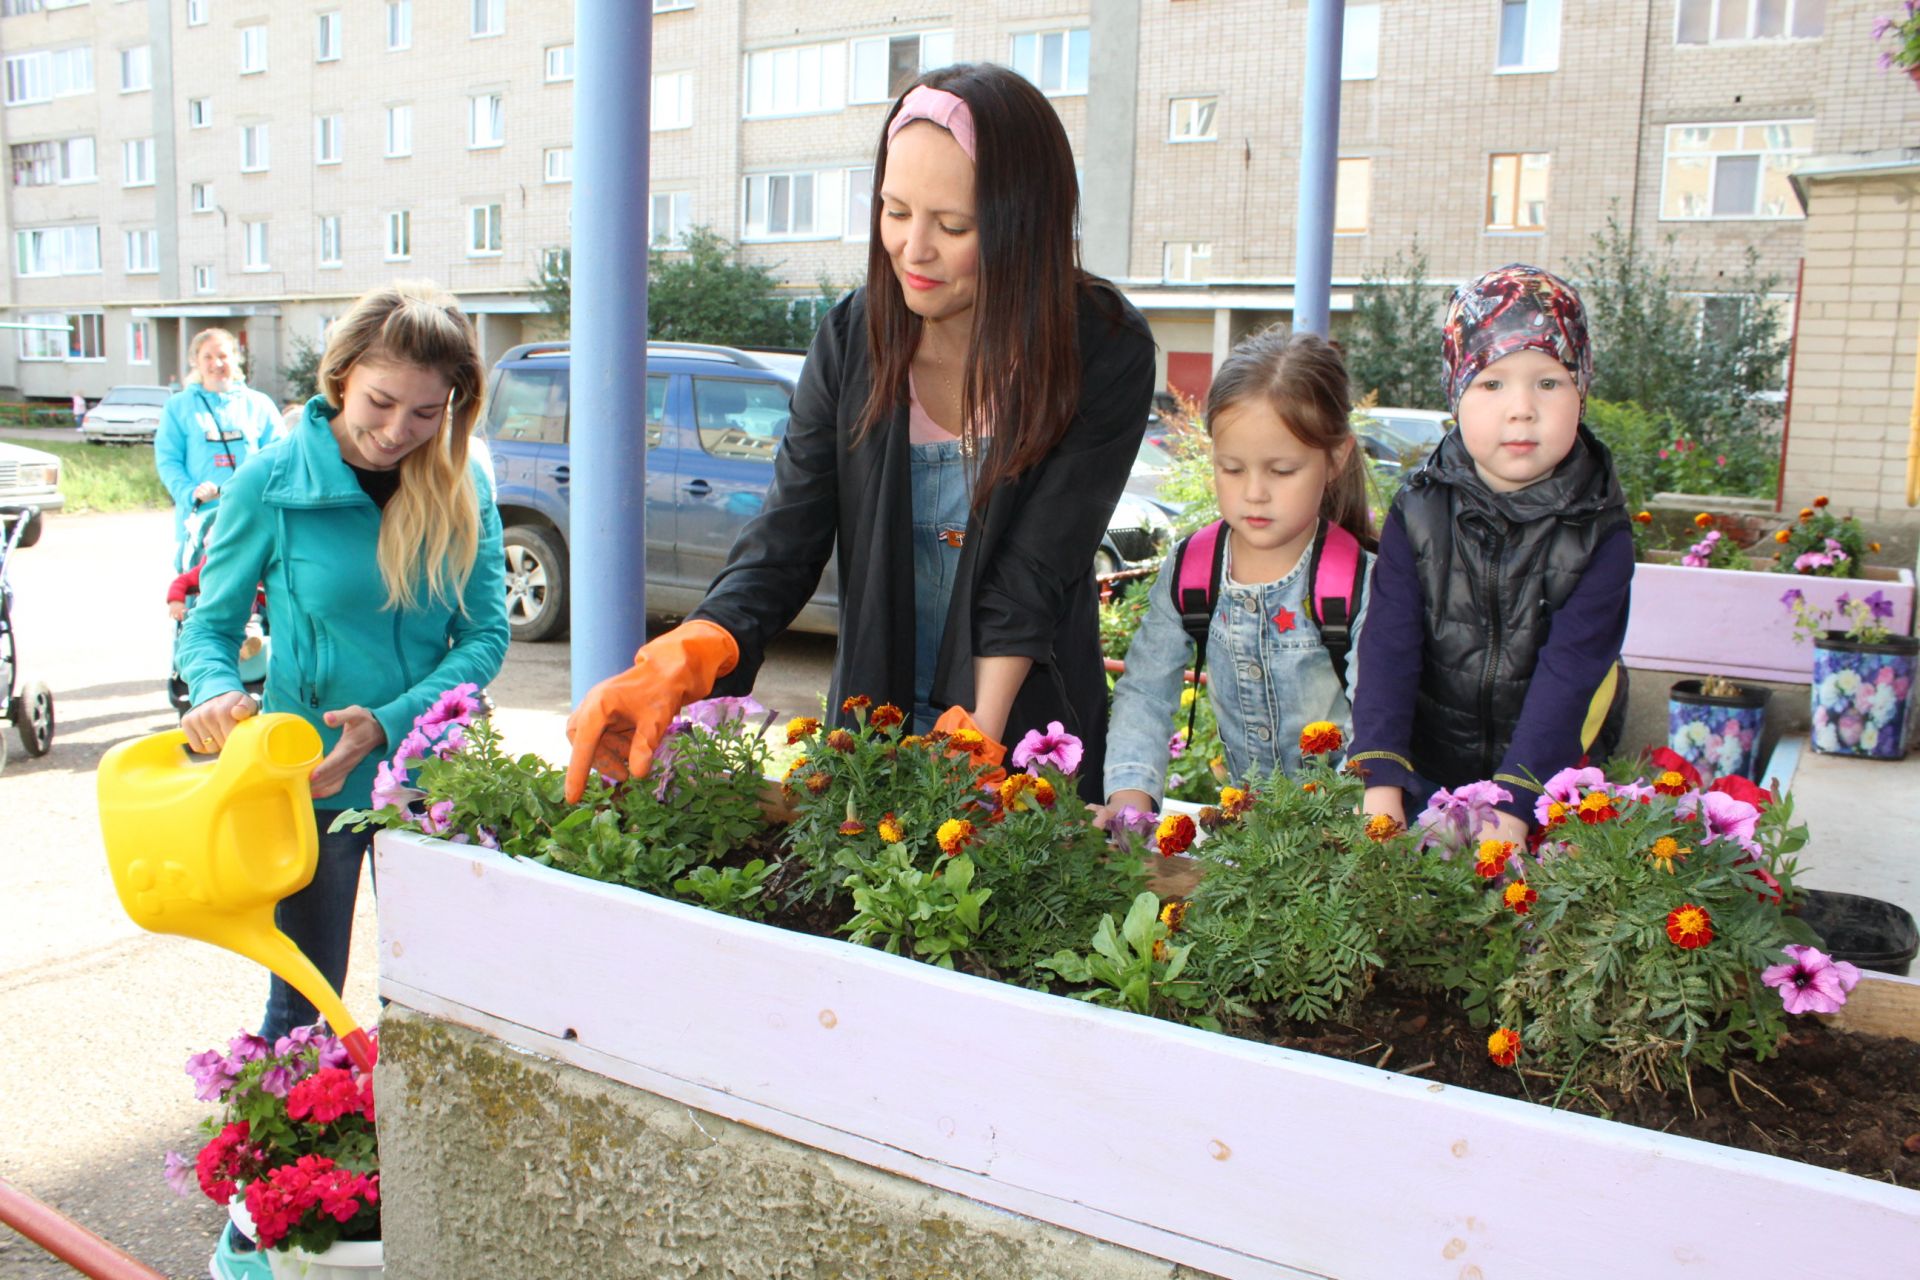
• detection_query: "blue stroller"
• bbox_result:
[167,503,269,716]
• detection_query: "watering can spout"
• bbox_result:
[97,715,376,1072]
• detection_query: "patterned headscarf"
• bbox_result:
[1441,263,1593,413]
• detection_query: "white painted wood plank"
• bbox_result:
[375,832,1920,1280]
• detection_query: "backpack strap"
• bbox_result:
[1168,520,1227,741]
[1307,520,1365,691]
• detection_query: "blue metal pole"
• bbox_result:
[570,0,650,702]
[1293,0,1344,337]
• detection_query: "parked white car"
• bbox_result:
[0,440,64,547]
[81,384,172,445]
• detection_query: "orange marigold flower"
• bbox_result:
[878,813,904,844]
[839,819,866,837]
[1159,900,1189,934]
[870,703,905,730]
[783,755,809,781]
[1487,1027,1522,1067]
[1474,839,1516,880]
[1543,800,1571,827]
[936,818,976,856]
[1633,510,1652,524]
[949,728,986,753]
[900,734,927,750]
[1364,813,1401,842]
[1773,529,1791,544]
[1648,837,1689,873]
[1032,777,1057,808]
[840,695,872,715]
[1870,541,1882,553]
[1218,786,1254,819]
[998,773,1037,811]
[1503,881,1537,915]
[1666,902,1714,949]
[1798,507,1814,522]
[1813,495,1829,508]
[1151,938,1170,964]
[1576,791,1619,824]
[1693,512,1714,528]
[1653,770,1689,797]
[1156,812,1197,857]
[805,773,831,795]
[1299,720,1343,755]
[827,729,856,753]
[785,716,820,745]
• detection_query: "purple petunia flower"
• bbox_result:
[163,1150,194,1197]
[1011,721,1083,775]
[258,1064,299,1098]
[1416,780,1513,855]
[226,1032,270,1066]
[1762,944,1862,1015]
[419,682,482,729]
[1167,730,1188,759]
[420,799,456,837]
[1101,805,1158,840]
[679,695,768,729]
[1677,788,1761,855]
[185,1048,233,1102]
[1864,590,1895,621]
[371,758,412,810]
[1780,587,1804,611]
[1534,765,1605,826]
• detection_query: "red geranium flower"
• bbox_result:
[1708,774,1772,811]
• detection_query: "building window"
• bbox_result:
[11,138,95,186]
[243,220,270,271]
[122,137,154,187]
[1676,0,1825,43]
[742,168,848,240]
[4,48,93,105]
[469,93,504,147]
[59,136,95,183]
[1335,157,1371,233]
[186,0,208,26]
[743,42,846,117]
[468,202,502,255]
[189,97,212,128]
[1496,0,1560,72]
[1696,292,1792,392]
[385,104,412,157]
[194,264,216,293]
[240,122,269,172]
[1168,96,1217,143]
[653,0,693,10]
[124,228,157,273]
[1486,152,1550,231]
[652,72,692,130]
[544,147,572,183]
[315,114,343,165]
[128,320,152,364]
[191,181,215,212]
[1342,5,1381,80]
[1162,241,1212,283]
[17,312,64,361]
[15,225,102,277]
[546,44,574,82]
[66,313,105,361]
[843,165,872,242]
[119,45,151,93]
[387,0,412,50]
[1009,28,1089,96]
[316,12,342,62]
[650,190,691,248]
[319,215,342,266]
[848,30,953,104]
[385,209,411,260]
[1661,120,1810,220]
[471,0,503,38]
[240,24,268,75]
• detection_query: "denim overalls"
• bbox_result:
[910,437,968,731]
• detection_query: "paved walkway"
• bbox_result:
[1770,735,1920,947]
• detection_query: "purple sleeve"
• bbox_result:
[1490,525,1635,819]
[1346,507,1424,795]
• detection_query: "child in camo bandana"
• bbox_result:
[1348,263,1633,846]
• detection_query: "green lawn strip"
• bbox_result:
[28,440,172,514]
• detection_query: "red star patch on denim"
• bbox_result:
[1272,605,1297,634]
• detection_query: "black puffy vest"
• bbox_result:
[1395,425,1628,787]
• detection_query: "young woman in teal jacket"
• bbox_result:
[178,281,509,1039]
[154,327,283,571]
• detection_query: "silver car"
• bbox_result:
[0,440,64,547]
[81,384,172,445]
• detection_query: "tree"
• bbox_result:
[279,337,322,402]
[1339,242,1448,411]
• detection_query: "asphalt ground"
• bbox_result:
[0,507,833,1279]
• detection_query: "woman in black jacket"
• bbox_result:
[566,62,1155,804]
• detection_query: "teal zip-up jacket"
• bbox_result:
[154,384,282,558]
[178,395,509,810]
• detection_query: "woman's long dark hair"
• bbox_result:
[856,63,1085,510]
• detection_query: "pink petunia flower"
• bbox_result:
[419,682,482,729]
[1762,944,1861,1015]
[1416,780,1513,856]
[1676,788,1761,854]
[1011,721,1083,775]
[419,799,456,837]
[1535,766,1605,826]
[371,759,412,810]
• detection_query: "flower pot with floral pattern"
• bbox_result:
[1667,677,1769,782]
[1809,631,1919,759]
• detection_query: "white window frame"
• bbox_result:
[1675,0,1825,44]
[385,104,412,157]
[186,0,208,26]
[1334,157,1371,235]
[847,29,954,105]
[66,312,105,362]
[545,44,574,83]
[188,97,212,128]
[650,190,692,248]
[742,42,847,118]
[121,137,154,188]
[319,214,342,267]
[17,312,66,362]
[4,53,49,106]
[471,0,503,39]
[128,319,153,365]
[653,0,694,10]
[1342,5,1381,81]
[194,264,216,294]
[316,11,342,63]
[1658,119,1812,222]
[191,181,215,212]
[119,45,151,93]
[1009,28,1089,96]
[469,92,504,148]
[652,71,692,130]
[385,209,411,260]
[843,166,872,242]
[240,122,270,172]
[124,227,157,274]
[467,202,503,256]
[14,225,101,278]
[314,114,343,165]
[242,219,270,272]
[386,0,412,51]
[543,147,572,183]
[1485,151,1551,231]
[741,167,847,242]
[1494,0,1561,74]
[1162,241,1212,284]
[57,136,96,184]
[1168,96,1218,143]
[240,24,268,75]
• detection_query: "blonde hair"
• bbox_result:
[318,281,486,613]
[185,327,243,385]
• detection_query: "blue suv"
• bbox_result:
[480,340,1172,642]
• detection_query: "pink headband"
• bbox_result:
[885,85,976,162]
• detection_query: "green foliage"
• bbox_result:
[1584,398,1775,517]
[1099,577,1154,661]
[675,860,775,920]
[1339,242,1448,411]
[28,440,171,512]
[1163,687,1226,804]
[278,337,323,403]
[529,248,572,337]
[1154,426,1220,535]
[1771,497,1873,577]
[1039,891,1214,1024]
[842,848,991,969]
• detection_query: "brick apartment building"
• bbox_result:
[0,0,1914,404]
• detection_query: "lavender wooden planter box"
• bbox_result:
[1624,562,1917,685]
[374,830,1920,1280]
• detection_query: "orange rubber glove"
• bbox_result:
[931,705,1007,784]
[564,619,740,802]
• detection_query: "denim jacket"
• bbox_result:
[1104,531,1373,803]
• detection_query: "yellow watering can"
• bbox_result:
[96,714,376,1073]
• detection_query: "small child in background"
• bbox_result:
[1350,263,1633,845]
[165,509,263,661]
[1099,328,1375,818]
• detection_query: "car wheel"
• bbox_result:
[503,524,569,643]
[1093,546,1122,579]
[15,679,52,757]
[15,510,42,548]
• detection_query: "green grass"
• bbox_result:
[28,440,172,513]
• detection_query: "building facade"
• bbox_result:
[1,0,1914,404]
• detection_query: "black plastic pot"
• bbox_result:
[1795,888,1920,976]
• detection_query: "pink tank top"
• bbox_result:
[907,368,992,446]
